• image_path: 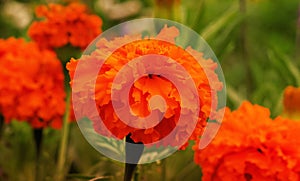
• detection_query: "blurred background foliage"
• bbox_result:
[0,0,299,180]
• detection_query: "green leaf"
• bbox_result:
[268,47,300,86]
[200,4,239,40]
[66,174,112,180]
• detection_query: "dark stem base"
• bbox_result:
[0,114,3,138]
[33,128,43,181]
[124,163,138,181]
[33,128,43,158]
[123,134,144,181]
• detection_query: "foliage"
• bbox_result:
[0,0,299,180]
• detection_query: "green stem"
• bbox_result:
[191,0,205,30]
[56,89,71,181]
[161,159,167,181]
[172,1,182,23]
[123,135,144,181]
[296,3,300,64]
[154,0,182,22]
[174,160,197,181]
[33,128,43,181]
[227,85,244,108]
[0,114,3,139]
[239,0,252,97]
[124,162,137,180]
[133,166,140,181]
[33,128,43,158]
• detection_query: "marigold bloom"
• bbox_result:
[283,86,300,120]
[194,101,300,181]
[28,3,102,49]
[0,38,66,129]
[67,26,223,147]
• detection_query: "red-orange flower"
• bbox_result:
[0,38,66,129]
[28,3,102,49]
[194,101,300,181]
[67,26,223,148]
[283,86,300,120]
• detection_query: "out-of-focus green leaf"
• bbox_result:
[200,4,239,40]
[268,47,300,86]
[226,85,244,108]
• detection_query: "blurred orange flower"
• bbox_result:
[67,26,223,147]
[28,3,102,49]
[194,101,300,180]
[283,86,300,120]
[0,38,66,129]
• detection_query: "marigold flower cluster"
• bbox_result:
[194,101,300,181]
[283,86,300,119]
[67,26,223,147]
[0,38,66,129]
[28,3,102,49]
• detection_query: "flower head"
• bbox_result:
[67,25,223,148]
[0,38,65,129]
[28,3,102,49]
[194,101,300,180]
[283,86,300,120]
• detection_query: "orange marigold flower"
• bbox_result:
[67,26,223,147]
[283,86,300,120]
[0,37,66,129]
[28,3,102,49]
[194,101,300,181]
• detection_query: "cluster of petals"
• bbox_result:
[283,86,300,120]
[28,3,102,49]
[67,25,223,148]
[0,38,66,129]
[194,101,300,181]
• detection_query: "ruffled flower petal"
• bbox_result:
[67,25,223,147]
[0,38,65,129]
[194,101,300,180]
[28,3,102,49]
